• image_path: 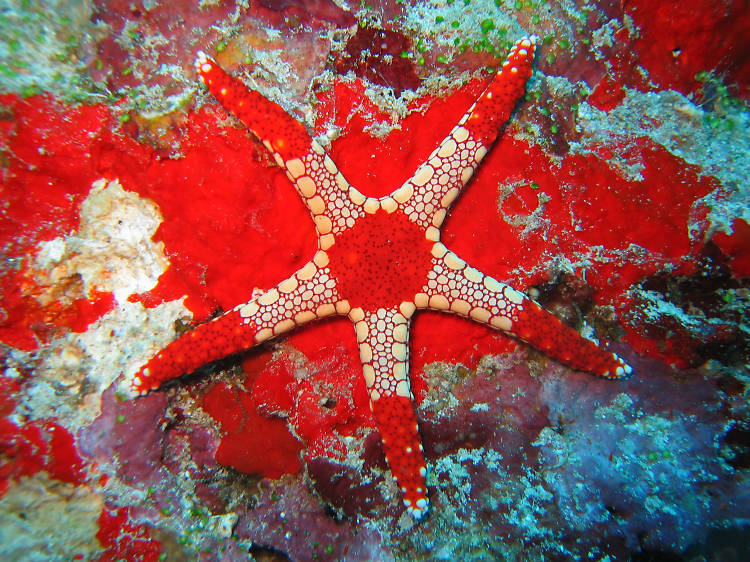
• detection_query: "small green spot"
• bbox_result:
[9,39,21,53]
[558,38,570,50]
[545,52,556,65]
[122,66,133,76]
[399,50,410,59]
[494,0,502,6]
[570,103,579,112]
[21,85,42,98]
[114,391,128,402]
[530,182,540,190]
[216,41,227,53]
[325,545,335,555]
[514,0,523,9]
[0,64,18,78]
[417,56,426,65]
[549,123,559,134]
[451,20,460,29]
[695,70,708,81]
[116,414,126,423]
[447,0,455,4]
[436,54,448,64]
[160,506,171,516]
[158,553,167,561]
[543,34,554,45]
[95,59,103,71]
[581,37,591,45]
[647,451,659,462]
[453,37,461,46]
[118,113,130,123]
[435,15,444,24]
[532,15,541,24]
[480,19,495,34]
[146,486,156,497]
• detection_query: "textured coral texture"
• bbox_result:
[1,0,749,560]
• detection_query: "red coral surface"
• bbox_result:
[201,380,303,478]
[623,0,750,101]
[0,68,731,479]
[0,418,86,497]
[96,505,163,562]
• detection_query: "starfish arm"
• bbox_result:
[127,253,347,396]
[417,244,632,379]
[395,36,537,235]
[194,52,365,248]
[350,305,429,519]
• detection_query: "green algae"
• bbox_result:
[0,0,105,102]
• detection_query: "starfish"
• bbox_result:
[128,35,631,520]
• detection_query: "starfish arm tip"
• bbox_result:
[612,354,634,378]
[405,496,429,520]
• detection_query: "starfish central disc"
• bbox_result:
[327,210,433,311]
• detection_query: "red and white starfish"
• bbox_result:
[128,36,631,520]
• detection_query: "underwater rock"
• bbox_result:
[0,0,748,559]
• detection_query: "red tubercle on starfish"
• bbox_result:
[131,309,257,395]
[464,36,538,145]
[513,301,628,379]
[326,210,434,311]
[371,395,427,515]
[195,51,311,160]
